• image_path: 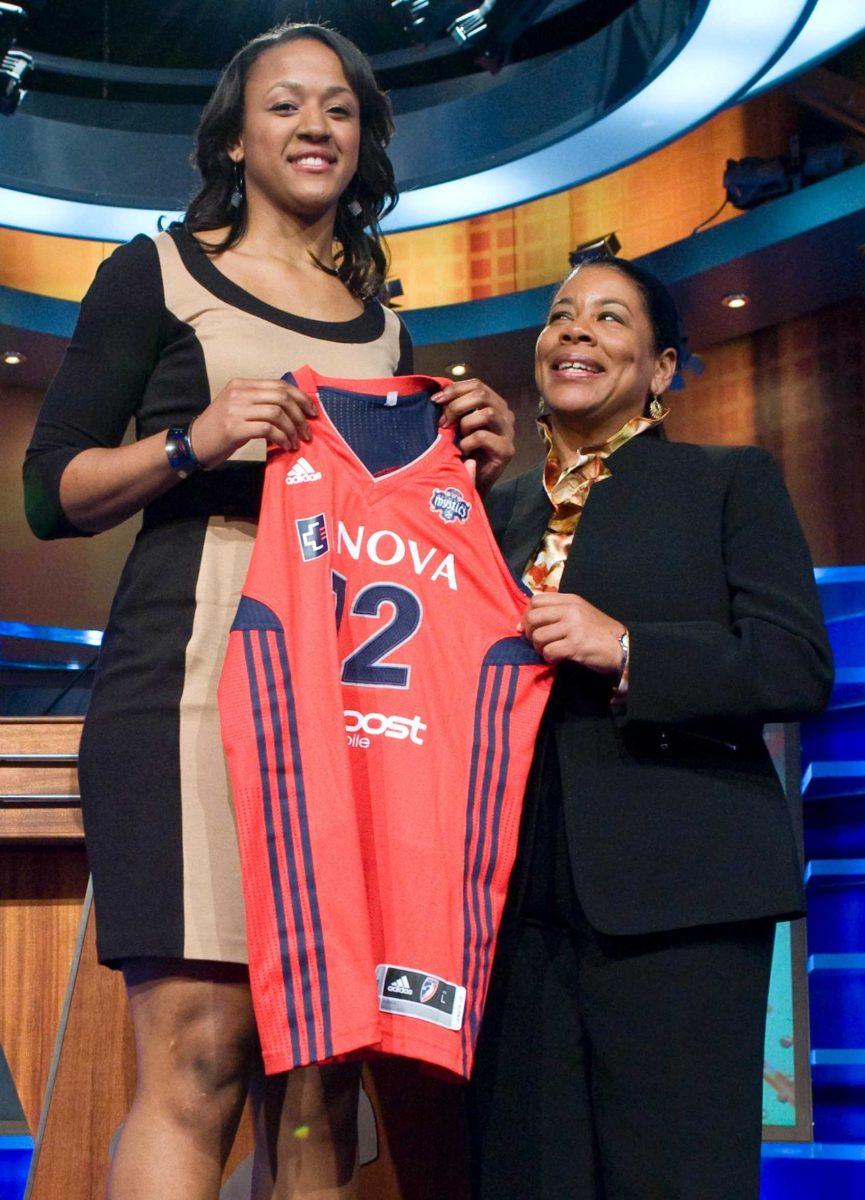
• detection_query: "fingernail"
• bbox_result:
[431,392,446,402]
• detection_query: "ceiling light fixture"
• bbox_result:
[447,362,469,378]
[721,293,749,309]
[1,349,26,364]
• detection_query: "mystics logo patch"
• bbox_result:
[430,486,471,525]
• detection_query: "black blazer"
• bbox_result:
[486,429,833,936]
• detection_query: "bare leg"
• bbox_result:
[107,959,257,1200]
[250,1062,362,1200]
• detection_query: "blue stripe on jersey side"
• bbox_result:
[461,661,491,1075]
[272,631,335,1061]
[257,629,323,1063]
[466,664,505,1048]
[462,663,505,1072]
[472,664,520,1048]
[241,630,301,1067]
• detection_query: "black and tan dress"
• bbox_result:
[24,225,412,966]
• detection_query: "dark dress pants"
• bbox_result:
[467,755,776,1200]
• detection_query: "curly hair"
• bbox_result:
[180,22,397,300]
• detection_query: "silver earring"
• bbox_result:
[347,198,362,217]
[230,161,244,209]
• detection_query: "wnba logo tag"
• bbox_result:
[430,487,471,524]
[419,976,439,1004]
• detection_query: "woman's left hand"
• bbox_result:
[522,592,626,673]
[432,378,515,495]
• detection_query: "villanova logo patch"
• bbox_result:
[429,486,471,525]
[296,513,329,562]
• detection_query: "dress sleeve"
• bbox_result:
[396,315,414,375]
[23,234,166,540]
[625,446,834,724]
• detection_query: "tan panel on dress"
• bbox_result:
[176,516,256,961]
[152,232,406,962]
[153,232,404,461]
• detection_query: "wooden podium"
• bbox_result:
[0,718,468,1199]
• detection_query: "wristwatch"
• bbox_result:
[165,424,201,479]
[616,629,630,687]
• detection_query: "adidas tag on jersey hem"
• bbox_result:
[376,964,466,1032]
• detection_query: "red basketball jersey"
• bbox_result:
[218,367,552,1078]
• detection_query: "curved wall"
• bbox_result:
[0,90,795,317]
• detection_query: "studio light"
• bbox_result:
[724,136,852,210]
[389,0,538,66]
[449,4,493,44]
[390,0,431,28]
[569,231,621,267]
[379,278,404,308]
[723,157,790,209]
[0,1,26,50]
[0,2,32,116]
[0,47,31,113]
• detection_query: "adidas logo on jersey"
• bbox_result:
[285,457,322,485]
[387,974,413,996]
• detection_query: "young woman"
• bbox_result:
[469,253,833,1200]
[25,22,513,1200]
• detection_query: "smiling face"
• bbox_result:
[231,37,361,225]
[535,264,677,451]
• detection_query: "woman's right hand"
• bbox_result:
[190,378,319,469]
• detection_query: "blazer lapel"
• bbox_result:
[558,426,664,598]
[500,466,552,579]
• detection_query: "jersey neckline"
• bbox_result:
[290,366,456,496]
[169,225,386,343]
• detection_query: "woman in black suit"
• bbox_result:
[467,253,832,1200]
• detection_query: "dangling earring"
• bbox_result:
[347,198,362,217]
[648,393,663,419]
[230,160,245,209]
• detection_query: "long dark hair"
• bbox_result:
[182,22,397,300]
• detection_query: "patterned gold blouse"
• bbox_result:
[522,407,668,594]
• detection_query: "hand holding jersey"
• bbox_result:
[521,591,627,673]
[431,377,516,496]
[188,372,516,479]
[190,376,320,464]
